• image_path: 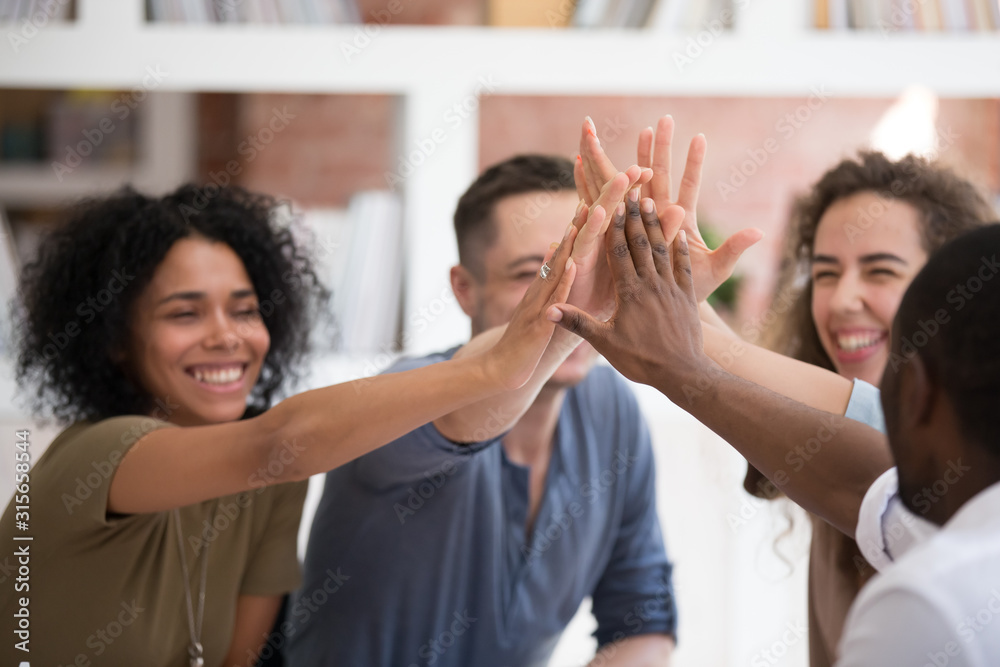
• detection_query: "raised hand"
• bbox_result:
[576,115,763,303]
[637,116,763,302]
[574,117,618,206]
[546,196,711,400]
[486,223,579,391]
[567,166,650,321]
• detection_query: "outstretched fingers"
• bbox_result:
[638,198,671,275]
[637,126,655,200]
[649,115,675,204]
[605,201,638,283]
[676,134,706,221]
[624,191,656,278]
[580,117,616,203]
[572,204,607,263]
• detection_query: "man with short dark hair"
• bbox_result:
[287,153,681,666]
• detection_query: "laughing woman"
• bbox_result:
[0,184,580,667]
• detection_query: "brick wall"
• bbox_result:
[479,95,1000,320]
[198,92,999,323]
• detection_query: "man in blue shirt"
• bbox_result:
[286,155,677,666]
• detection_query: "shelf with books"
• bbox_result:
[3,0,1000,358]
[0,90,196,207]
[812,0,1000,32]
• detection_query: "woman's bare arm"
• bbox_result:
[108,230,578,515]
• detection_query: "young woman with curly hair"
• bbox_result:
[0,180,605,667]
[727,151,994,667]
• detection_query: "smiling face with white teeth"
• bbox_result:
[128,236,270,427]
[810,192,928,386]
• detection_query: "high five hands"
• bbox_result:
[575,115,764,302]
[546,196,714,401]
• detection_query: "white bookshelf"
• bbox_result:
[3,0,1000,354]
[1,3,997,665]
[0,92,197,207]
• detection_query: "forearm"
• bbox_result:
[702,323,853,414]
[433,325,580,442]
[661,363,892,535]
[112,354,504,514]
[263,351,501,481]
[589,635,674,667]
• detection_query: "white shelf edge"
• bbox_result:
[2,27,1000,96]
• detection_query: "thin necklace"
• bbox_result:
[174,500,219,667]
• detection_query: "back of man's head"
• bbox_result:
[454,155,575,280]
[893,222,1000,454]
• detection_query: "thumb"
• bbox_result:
[546,303,606,343]
[713,227,764,278]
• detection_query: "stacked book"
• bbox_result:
[815,0,1000,30]
[147,0,360,23]
[0,0,73,22]
[574,0,734,29]
[300,191,403,355]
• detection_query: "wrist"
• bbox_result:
[653,353,719,405]
[471,348,512,394]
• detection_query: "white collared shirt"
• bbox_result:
[837,481,1000,666]
[845,379,938,570]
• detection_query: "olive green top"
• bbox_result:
[0,415,307,667]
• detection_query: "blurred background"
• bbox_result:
[0,0,998,665]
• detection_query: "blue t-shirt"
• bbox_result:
[844,378,886,433]
[286,349,676,667]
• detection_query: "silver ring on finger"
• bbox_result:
[538,262,552,280]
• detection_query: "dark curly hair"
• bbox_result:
[14,183,329,424]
